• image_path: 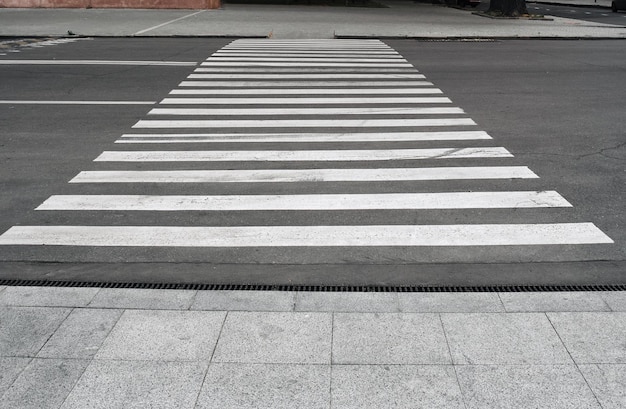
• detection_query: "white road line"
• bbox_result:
[147,107,465,116]
[207,57,409,63]
[200,62,414,67]
[94,148,512,162]
[133,10,207,35]
[159,97,452,104]
[0,223,612,247]
[133,118,476,128]
[211,52,401,57]
[116,131,492,143]
[0,100,156,105]
[36,191,572,211]
[188,73,424,79]
[0,60,198,66]
[194,67,415,73]
[69,167,537,183]
[170,88,443,95]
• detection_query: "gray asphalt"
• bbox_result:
[0,38,624,285]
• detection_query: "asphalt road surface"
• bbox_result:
[0,37,624,286]
[527,2,626,25]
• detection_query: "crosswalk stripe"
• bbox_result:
[174,86,439,93]
[36,192,572,211]
[94,148,512,162]
[200,62,414,67]
[0,224,612,247]
[134,118,476,128]
[159,97,452,104]
[194,67,417,73]
[208,58,409,63]
[188,73,424,79]
[69,167,538,183]
[211,52,403,57]
[116,131,492,144]
[147,107,465,116]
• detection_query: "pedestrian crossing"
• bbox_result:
[0,39,613,258]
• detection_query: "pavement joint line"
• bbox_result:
[133,10,208,36]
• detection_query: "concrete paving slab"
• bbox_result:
[295,292,399,312]
[0,358,90,409]
[601,291,626,312]
[441,313,572,364]
[332,313,450,364]
[0,286,99,308]
[579,364,626,409]
[196,363,330,409]
[0,286,6,294]
[0,357,31,397]
[191,290,295,312]
[88,288,196,310]
[548,312,626,364]
[96,310,225,361]
[212,312,332,364]
[37,308,122,359]
[331,365,464,409]
[456,364,601,409]
[61,360,207,409]
[0,307,70,357]
[398,292,504,313]
[499,291,610,312]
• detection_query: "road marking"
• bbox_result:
[0,100,155,105]
[0,60,197,66]
[200,62,414,67]
[36,191,572,211]
[94,147,512,162]
[195,67,416,73]
[189,73,424,79]
[134,10,207,35]
[147,107,465,116]
[116,131,492,143]
[0,223,612,247]
[208,57,409,63]
[159,97,452,104]
[170,88,443,95]
[212,52,401,57]
[69,167,538,183]
[133,118,476,128]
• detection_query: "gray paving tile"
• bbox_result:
[212,312,332,364]
[0,358,31,397]
[295,292,398,312]
[441,313,572,364]
[0,286,99,307]
[0,286,6,294]
[579,364,626,409]
[601,291,626,312]
[499,291,610,312]
[61,360,207,409]
[398,292,504,313]
[0,307,70,357]
[196,363,330,409]
[37,309,122,359]
[96,310,225,361]
[332,365,464,409]
[0,358,90,409]
[333,313,450,364]
[191,290,295,311]
[548,312,626,364]
[457,365,601,409]
[88,288,196,310]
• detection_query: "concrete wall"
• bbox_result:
[0,0,220,8]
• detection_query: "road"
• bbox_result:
[0,37,624,286]
[527,2,626,25]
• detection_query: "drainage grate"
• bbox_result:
[0,279,625,292]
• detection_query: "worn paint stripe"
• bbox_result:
[147,107,465,116]
[133,118,476,128]
[173,86,438,93]
[188,73,423,79]
[158,97,451,104]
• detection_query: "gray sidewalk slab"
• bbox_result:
[0,1,624,39]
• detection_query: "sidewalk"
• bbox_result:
[1,285,625,408]
[0,0,625,38]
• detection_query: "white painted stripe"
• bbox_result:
[69,167,537,183]
[0,60,197,66]
[159,97,452,105]
[0,224,612,247]
[94,148,512,162]
[200,62,413,67]
[212,52,401,57]
[148,107,465,116]
[134,10,207,35]
[116,131,492,144]
[133,118,476,128]
[188,73,423,79]
[0,100,155,105]
[36,192,572,211]
[174,86,439,93]
[194,67,415,73]
[207,57,408,63]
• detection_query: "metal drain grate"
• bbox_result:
[0,279,625,292]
